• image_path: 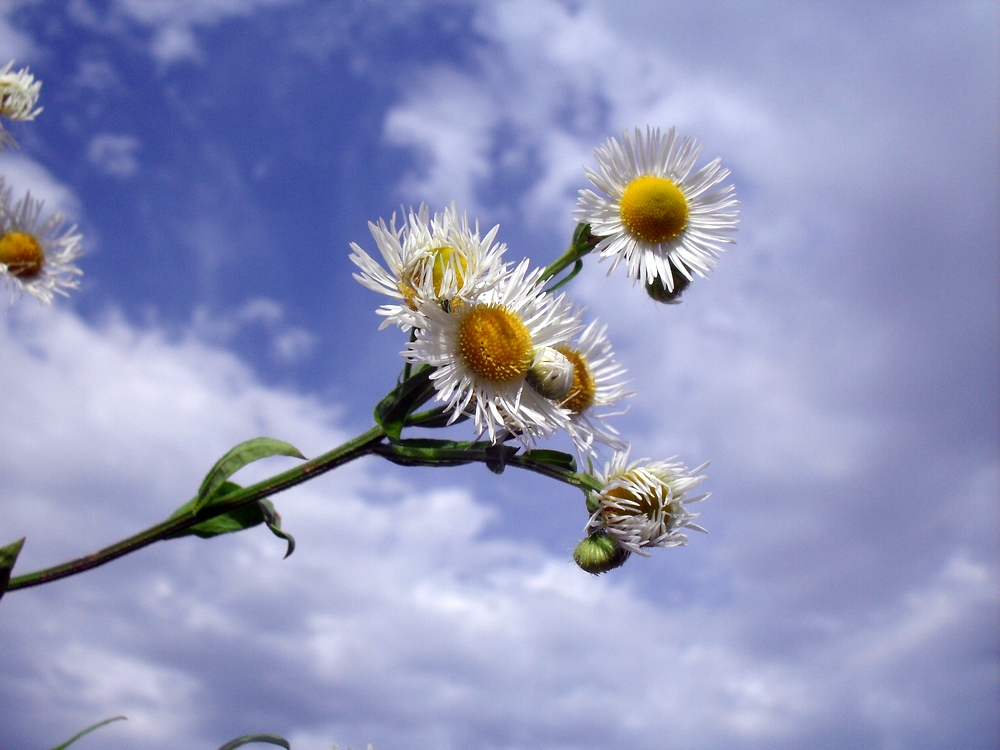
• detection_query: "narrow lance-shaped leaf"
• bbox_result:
[168,484,296,559]
[0,537,25,602]
[217,734,291,750]
[522,449,577,472]
[259,499,296,559]
[48,716,127,750]
[194,437,305,513]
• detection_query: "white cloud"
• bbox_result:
[0,299,995,750]
[0,152,82,218]
[87,133,141,177]
[0,2,995,748]
[191,298,318,364]
[112,0,303,64]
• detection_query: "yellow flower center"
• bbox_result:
[458,303,534,384]
[557,346,596,414]
[619,175,689,244]
[400,246,469,309]
[605,471,665,519]
[0,231,45,278]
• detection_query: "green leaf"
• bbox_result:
[168,483,295,558]
[48,716,126,750]
[216,734,291,750]
[522,449,577,472]
[194,438,305,513]
[374,366,436,440]
[168,481,260,538]
[375,437,488,467]
[259,499,296,559]
[0,537,25,602]
[484,442,519,474]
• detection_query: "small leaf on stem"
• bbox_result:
[47,716,127,750]
[194,438,305,513]
[0,537,25,601]
[216,734,291,750]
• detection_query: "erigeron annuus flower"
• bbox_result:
[350,203,508,330]
[0,181,82,304]
[405,259,580,446]
[0,61,42,147]
[556,319,633,457]
[575,126,738,291]
[586,450,708,556]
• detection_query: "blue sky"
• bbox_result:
[0,1,997,748]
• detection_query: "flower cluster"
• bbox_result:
[352,126,737,571]
[0,63,83,305]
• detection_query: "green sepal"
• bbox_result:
[48,716,127,750]
[217,734,291,750]
[374,366,437,440]
[259,499,296,559]
[484,442,519,474]
[522,449,576,473]
[194,437,305,513]
[0,537,25,602]
[573,532,630,575]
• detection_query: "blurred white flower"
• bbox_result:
[350,203,507,330]
[0,61,42,147]
[576,126,738,291]
[586,450,708,556]
[0,180,82,304]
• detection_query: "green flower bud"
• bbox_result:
[645,272,691,305]
[573,532,630,574]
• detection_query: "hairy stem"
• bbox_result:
[6,425,387,592]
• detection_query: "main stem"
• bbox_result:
[6,425,387,591]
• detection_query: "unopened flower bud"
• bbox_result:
[645,272,691,305]
[573,532,630,575]
[526,346,574,400]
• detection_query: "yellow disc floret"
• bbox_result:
[458,303,534,384]
[619,175,689,244]
[604,470,666,520]
[0,231,45,278]
[400,245,469,310]
[557,346,596,414]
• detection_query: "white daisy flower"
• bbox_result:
[405,259,581,446]
[586,450,708,556]
[575,126,738,291]
[556,319,633,458]
[350,203,508,330]
[0,181,82,304]
[0,61,42,147]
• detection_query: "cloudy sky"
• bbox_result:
[0,1,997,748]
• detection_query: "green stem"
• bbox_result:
[373,440,601,493]
[538,223,599,285]
[6,425,387,592]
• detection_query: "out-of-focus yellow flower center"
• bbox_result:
[458,303,533,384]
[400,245,468,310]
[557,346,595,414]
[619,175,688,244]
[605,470,664,519]
[0,231,44,278]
